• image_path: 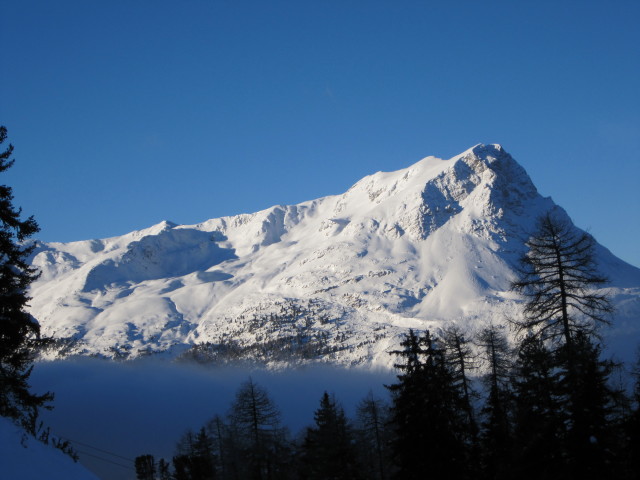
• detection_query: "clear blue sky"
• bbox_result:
[2,0,639,267]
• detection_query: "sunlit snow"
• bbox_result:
[28,144,640,366]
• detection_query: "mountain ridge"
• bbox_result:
[28,144,640,367]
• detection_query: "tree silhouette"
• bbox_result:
[511,211,612,352]
[173,428,216,480]
[621,349,640,478]
[510,334,564,479]
[301,391,361,480]
[442,325,479,446]
[134,454,156,480]
[0,126,52,432]
[511,212,622,479]
[387,329,470,479]
[558,332,622,478]
[477,325,513,479]
[355,391,392,480]
[228,378,289,480]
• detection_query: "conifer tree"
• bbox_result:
[205,414,232,480]
[172,455,193,480]
[510,333,564,479]
[558,332,621,478]
[301,391,361,480]
[0,126,52,432]
[134,454,156,480]
[157,458,171,480]
[192,427,216,479]
[387,329,470,479]
[173,428,216,480]
[228,378,289,480]
[477,325,513,479]
[355,391,392,480]
[511,212,612,357]
[386,329,431,478]
[511,212,620,479]
[621,349,640,478]
[442,325,480,446]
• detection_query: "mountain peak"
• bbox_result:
[334,143,540,242]
[468,142,504,155]
[27,145,640,367]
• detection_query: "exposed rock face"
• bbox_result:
[29,145,640,367]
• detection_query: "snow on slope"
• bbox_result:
[0,417,99,480]
[28,144,640,367]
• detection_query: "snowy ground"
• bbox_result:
[0,415,99,480]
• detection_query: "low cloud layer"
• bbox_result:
[30,359,395,480]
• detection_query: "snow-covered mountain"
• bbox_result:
[29,144,640,367]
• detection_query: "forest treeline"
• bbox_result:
[134,322,640,480]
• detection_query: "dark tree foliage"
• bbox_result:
[300,391,361,480]
[558,332,623,479]
[157,458,171,480]
[442,325,480,446]
[510,334,565,479]
[354,391,392,480]
[620,350,640,479]
[508,331,625,480]
[0,126,52,432]
[228,378,290,480]
[173,428,216,480]
[477,325,513,479]
[134,334,640,480]
[386,329,432,479]
[205,414,233,480]
[134,454,156,480]
[172,455,194,480]
[193,427,217,479]
[386,329,471,479]
[166,381,292,480]
[510,212,627,478]
[511,212,612,351]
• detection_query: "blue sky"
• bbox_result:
[2,0,639,266]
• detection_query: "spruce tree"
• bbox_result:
[387,329,470,479]
[510,333,564,479]
[301,391,361,480]
[558,332,621,479]
[386,330,431,478]
[0,126,52,432]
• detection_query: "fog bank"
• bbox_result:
[30,359,395,480]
